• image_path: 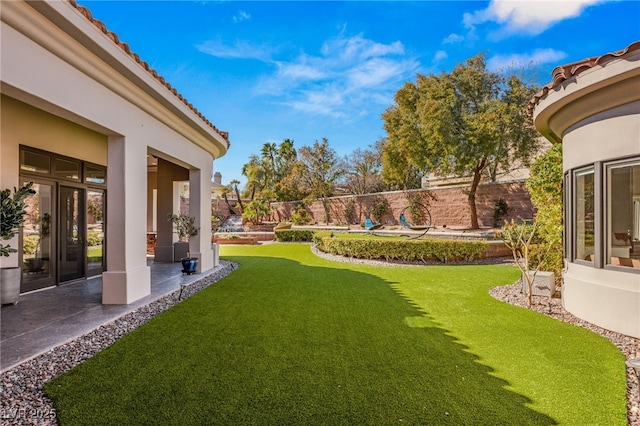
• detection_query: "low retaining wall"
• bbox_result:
[213,232,275,244]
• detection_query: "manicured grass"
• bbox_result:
[45,244,627,425]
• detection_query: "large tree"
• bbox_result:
[298,138,345,223]
[241,139,304,203]
[344,147,385,195]
[382,53,541,228]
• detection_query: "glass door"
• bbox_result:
[59,186,85,282]
[86,189,105,277]
[21,181,55,292]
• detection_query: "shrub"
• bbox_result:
[492,198,509,228]
[370,197,390,223]
[315,237,487,264]
[290,203,312,225]
[344,199,356,225]
[87,231,103,247]
[526,144,563,279]
[312,230,333,250]
[275,229,316,242]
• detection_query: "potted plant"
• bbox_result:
[168,213,200,275]
[1,182,35,304]
[501,219,557,306]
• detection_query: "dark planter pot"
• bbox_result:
[1,267,21,305]
[181,257,198,275]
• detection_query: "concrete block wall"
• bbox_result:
[271,181,534,229]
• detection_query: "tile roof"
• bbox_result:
[68,0,229,143]
[528,40,640,116]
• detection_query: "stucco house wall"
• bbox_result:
[1,0,228,304]
[531,41,640,338]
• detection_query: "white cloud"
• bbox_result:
[196,40,272,61]
[442,33,464,44]
[465,0,608,36]
[233,10,251,23]
[255,33,419,119]
[486,48,568,71]
[433,50,448,63]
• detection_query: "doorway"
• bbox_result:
[20,183,106,292]
[59,186,85,282]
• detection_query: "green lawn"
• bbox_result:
[45,244,627,425]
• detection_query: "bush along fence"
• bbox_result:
[276,229,490,264]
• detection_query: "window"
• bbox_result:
[574,168,595,262]
[20,147,106,186]
[85,164,106,185]
[607,161,640,268]
[53,158,80,181]
[20,150,50,174]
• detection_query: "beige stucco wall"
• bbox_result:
[563,101,640,170]
[1,0,228,303]
[533,49,640,338]
[563,263,639,338]
[1,95,107,164]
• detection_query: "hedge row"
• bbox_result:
[274,229,316,242]
[316,237,488,264]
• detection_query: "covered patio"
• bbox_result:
[1,260,235,373]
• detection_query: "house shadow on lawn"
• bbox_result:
[47,253,557,425]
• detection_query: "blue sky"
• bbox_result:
[81,0,640,186]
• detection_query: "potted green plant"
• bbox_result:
[168,213,200,274]
[1,182,35,304]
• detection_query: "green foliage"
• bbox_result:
[274,229,316,242]
[22,234,39,255]
[316,236,488,263]
[382,53,540,228]
[290,203,311,225]
[526,144,563,277]
[167,214,199,242]
[86,231,103,247]
[369,197,390,222]
[343,199,356,225]
[211,209,222,230]
[1,182,35,257]
[242,198,270,224]
[492,198,509,228]
[311,230,333,250]
[298,138,345,223]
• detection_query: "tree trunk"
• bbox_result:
[468,158,487,229]
[322,198,330,224]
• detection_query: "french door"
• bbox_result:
[20,181,105,290]
[59,186,85,282]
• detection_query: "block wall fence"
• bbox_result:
[269,181,534,229]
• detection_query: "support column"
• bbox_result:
[102,136,150,304]
[154,158,189,262]
[190,168,215,272]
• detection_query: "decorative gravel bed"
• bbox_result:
[0,260,238,426]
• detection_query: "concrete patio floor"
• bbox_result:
[0,259,225,373]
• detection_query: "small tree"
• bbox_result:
[1,182,35,257]
[168,213,199,257]
[501,219,557,306]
